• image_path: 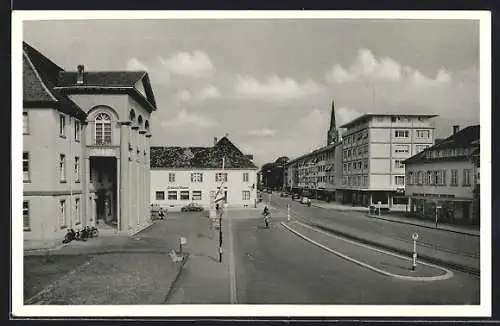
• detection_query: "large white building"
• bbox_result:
[337,113,437,210]
[150,136,258,211]
[23,42,158,249]
[403,125,480,225]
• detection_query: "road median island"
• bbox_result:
[273,206,479,277]
[281,221,453,281]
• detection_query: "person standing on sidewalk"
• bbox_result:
[159,207,165,220]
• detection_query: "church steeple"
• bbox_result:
[327,98,339,145]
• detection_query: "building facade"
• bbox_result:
[23,42,158,248]
[150,136,258,211]
[403,125,480,225]
[337,114,436,210]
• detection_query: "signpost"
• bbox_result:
[411,232,419,271]
[377,201,382,217]
[218,157,225,263]
[179,236,187,255]
[435,202,441,228]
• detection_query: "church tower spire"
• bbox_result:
[327,98,339,145]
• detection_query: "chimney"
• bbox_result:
[453,125,460,135]
[213,137,218,146]
[77,65,85,84]
[225,132,229,138]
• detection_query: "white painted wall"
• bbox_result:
[151,168,258,210]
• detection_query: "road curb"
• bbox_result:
[293,216,480,277]
[163,253,190,304]
[281,221,453,282]
[312,203,368,213]
[365,214,480,237]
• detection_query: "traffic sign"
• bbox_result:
[412,232,419,241]
[179,237,187,245]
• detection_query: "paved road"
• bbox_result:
[269,194,479,267]
[232,213,479,304]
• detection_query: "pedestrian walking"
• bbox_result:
[159,207,165,220]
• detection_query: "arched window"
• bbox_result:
[138,115,143,127]
[129,109,136,122]
[145,120,149,131]
[95,112,112,145]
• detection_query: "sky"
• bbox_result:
[23,18,480,167]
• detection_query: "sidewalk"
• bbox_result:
[166,208,264,303]
[23,214,203,305]
[308,198,479,237]
[366,213,480,237]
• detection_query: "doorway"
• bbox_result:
[90,156,117,228]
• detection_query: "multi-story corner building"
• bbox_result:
[403,125,480,225]
[150,136,258,210]
[23,42,158,249]
[337,113,437,210]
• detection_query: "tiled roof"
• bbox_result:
[23,42,87,120]
[57,71,146,87]
[404,125,480,164]
[23,52,56,102]
[150,137,258,169]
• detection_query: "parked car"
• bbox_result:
[181,203,204,212]
[267,189,273,194]
[301,197,311,205]
[292,193,300,200]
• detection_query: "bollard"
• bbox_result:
[287,204,290,222]
[411,232,418,271]
[179,237,186,256]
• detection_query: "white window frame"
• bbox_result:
[451,169,458,186]
[75,198,80,224]
[416,130,430,138]
[192,190,202,201]
[23,111,29,134]
[180,190,190,200]
[168,191,177,200]
[243,172,249,182]
[242,190,251,201]
[168,172,176,183]
[190,172,203,183]
[74,156,80,182]
[59,200,67,228]
[156,191,165,200]
[394,175,405,185]
[394,130,409,138]
[23,152,30,182]
[394,160,405,169]
[95,112,112,145]
[59,114,66,137]
[463,169,472,186]
[216,172,228,182]
[59,154,66,182]
[23,200,30,231]
[394,145,409,154]
[74,120,81,142]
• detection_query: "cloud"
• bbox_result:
[159,51,215,78]
[235,75,322,101]
[176,89,193,102]
[199,84,221,99]
[336,107,363,127]
[326,49,452,86]
[244,128,276,137]
[126,58,149,72]
[161,110,217,128]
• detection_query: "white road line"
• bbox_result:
[228,212,237,304]
[274,204,455,273]
[280,222,454,282]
